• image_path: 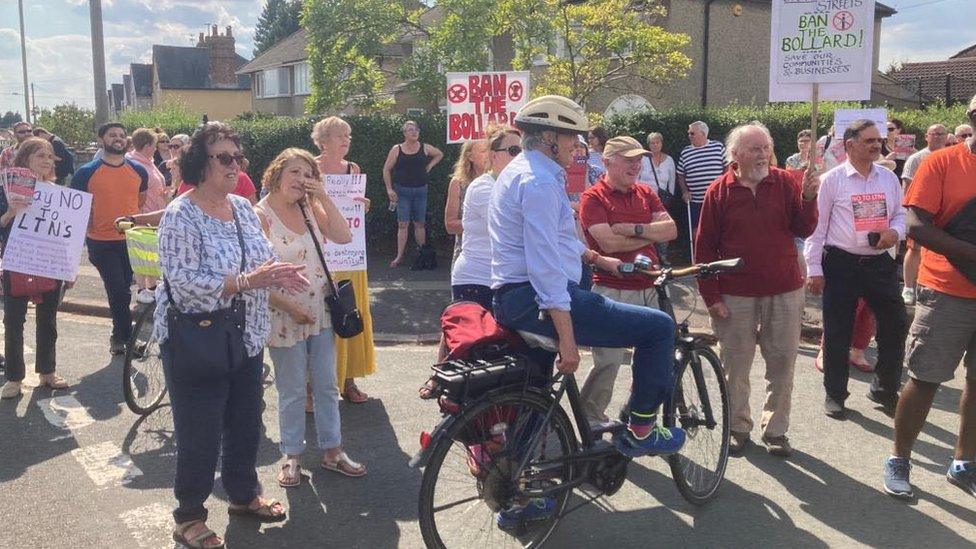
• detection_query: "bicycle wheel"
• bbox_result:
[666,345,730,505]
[123,303,167,415]
[419,391,577,549]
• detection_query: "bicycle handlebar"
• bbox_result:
[623,257,744,282]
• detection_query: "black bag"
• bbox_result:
[648,156,679,210]
[298,202,364,339]
[411,243,438,271]
[941,195,976,286]
[163,208,248,380]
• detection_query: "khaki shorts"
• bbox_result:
[906,285,976,384]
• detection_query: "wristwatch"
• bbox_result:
[634,224,644,236]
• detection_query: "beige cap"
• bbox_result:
[969,93,976,113]
[603,136,652,158]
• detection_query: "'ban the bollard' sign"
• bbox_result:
[769,0,876,102]
[446,71,530,144]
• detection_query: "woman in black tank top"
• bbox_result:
[383,121,444,267]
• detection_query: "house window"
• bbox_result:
[406,108,425,116]
[294,62,311,96]
[259,67,291,98]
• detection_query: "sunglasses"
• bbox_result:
[960,133,973,138]
[493,145,522,157]
[208,152,245,166]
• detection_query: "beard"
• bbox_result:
[742,164,769,182]
[105,142,126,155]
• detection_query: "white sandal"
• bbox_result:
[277,457,302,487]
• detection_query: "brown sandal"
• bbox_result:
[342,383,368,403]
[419,379,439,399]
[321,451,367,477]
[228,497,287,522]
[173,520,224,549]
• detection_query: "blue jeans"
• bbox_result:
[493,283,675,424]
[268,330,341,455]
[395,184,428,223]
[87,239,133,342]
[161,343,264,524]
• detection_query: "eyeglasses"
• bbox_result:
[859,138,884,145]
[15,129,31,135]
[208,152,245,167]
[960,133,973,138]
[492,145,522,157]
[886,126,896,131]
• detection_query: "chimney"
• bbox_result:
[201,26,238,87]
[197,32,205,47]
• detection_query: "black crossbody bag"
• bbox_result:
[163,207,248,378]
[298,202,364,339]
[649,156,678,209]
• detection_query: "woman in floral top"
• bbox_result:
[156,123,308,549]
[255,148,366,487]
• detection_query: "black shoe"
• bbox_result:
[866,390,899,413]
[824,396,846,419]
[109,339,127,356]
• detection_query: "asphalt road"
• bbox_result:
[1,312,974,548]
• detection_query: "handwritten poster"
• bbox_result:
[834,108,888,139]
[446,71,530,144]
[1,182,92,281]
[768,0,876,102]
[323,174,366,272]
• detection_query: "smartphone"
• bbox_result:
[868,232,881,247]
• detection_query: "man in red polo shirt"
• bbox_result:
[696,122,819,457]
[578,136,677,429]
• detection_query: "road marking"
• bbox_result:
[119,502,173,548]
[71,441,143,487]
[36,394,95,430]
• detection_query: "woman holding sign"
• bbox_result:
[256,148,366,485]
[0,138,68,399]
[313,116,376,404]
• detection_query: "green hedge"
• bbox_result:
[120,101,970,245]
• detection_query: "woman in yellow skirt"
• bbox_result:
[312,116,376,403]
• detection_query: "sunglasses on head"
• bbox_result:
[493,145,522,157]
[208,152,245,167]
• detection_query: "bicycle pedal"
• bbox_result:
[589,419,626,436]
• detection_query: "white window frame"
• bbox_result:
[293,62,311,96]
[259,67,291,98]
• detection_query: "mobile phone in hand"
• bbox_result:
[868,232,880,247]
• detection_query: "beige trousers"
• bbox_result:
[710,288,804,439]
[579,285,659,423]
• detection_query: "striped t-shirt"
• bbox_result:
[676,140,726,203]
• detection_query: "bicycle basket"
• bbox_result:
[431,355,544,405]
[124,227,160,278]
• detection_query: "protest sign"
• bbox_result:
[768,0,876,102]
[323,174,367,272]
[893,134,916,160]
[834,108,888,139]
[1,182,92,281]
[446,71,530,144]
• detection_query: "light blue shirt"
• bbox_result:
[489,149,585,311]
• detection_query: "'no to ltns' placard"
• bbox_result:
[446,71,530,144]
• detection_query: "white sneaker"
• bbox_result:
[902,287,916,306]
[1,381,22,399]
[136,288,156,304]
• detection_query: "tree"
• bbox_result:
[304,0,690,113]
[35,103,95,147]
[253,0,303,57]
[303,0,426,113]
[0,111,23,128]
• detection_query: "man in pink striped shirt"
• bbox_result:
[804,119,908,419]
[125,128,170,213]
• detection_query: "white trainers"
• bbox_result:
[136,288,156,304]
[1,381,22,399]
[902,287,916,306]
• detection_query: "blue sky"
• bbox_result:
[0,0,970,116]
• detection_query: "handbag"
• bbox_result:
[163,207,248,380]
[7,271,59,300]
[298,202,364,339]
[648,156,678,210]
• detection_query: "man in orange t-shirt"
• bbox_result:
[886,95,976,501]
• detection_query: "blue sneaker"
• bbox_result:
[947,461,976,497]
[614,424,685,457]
[496,497,556,530]
[883,457,914,500]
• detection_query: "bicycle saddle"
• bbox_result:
[516,331,559,352]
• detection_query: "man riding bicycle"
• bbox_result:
[489,95,685,459]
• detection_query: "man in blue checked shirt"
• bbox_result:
[489,95,683,459]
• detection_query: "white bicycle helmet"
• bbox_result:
[514,95,589,135]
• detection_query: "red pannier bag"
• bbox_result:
[441,301,523,360]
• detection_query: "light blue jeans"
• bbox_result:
[269,330,341,455]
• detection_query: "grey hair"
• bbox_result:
[843,119,875,143]
[646,132,663,145]
[955,124,972,136]
[522,132,549,153]
[725,121,772,163]
[402,120,419,132]
[690,121,709,137]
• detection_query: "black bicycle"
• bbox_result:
[412,257,739,548]
[120,222,167,416]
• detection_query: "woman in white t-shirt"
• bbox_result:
[638,132,676,197]
[450,124,522,311]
